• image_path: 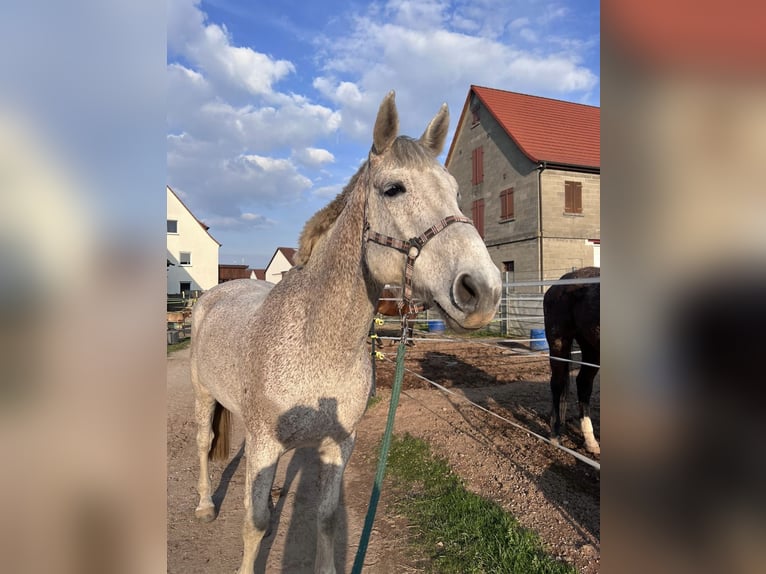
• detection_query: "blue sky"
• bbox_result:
[167,0,600,268]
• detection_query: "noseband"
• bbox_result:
[364,215,473,337]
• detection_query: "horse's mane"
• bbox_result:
[295,137,434,267]
[294,170,359,267]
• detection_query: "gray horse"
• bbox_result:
[190,91,502,574]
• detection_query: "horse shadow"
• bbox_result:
[210,399,349,573]
[212,442,245,511]
[417,351,599,541]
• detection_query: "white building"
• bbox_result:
[166,186,220,294]
[264,247,296,284]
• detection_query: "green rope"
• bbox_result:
[351,340,407,574]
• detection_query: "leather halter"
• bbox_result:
[364,215,473,336]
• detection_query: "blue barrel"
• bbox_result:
[530,328,548,351]
[428,320,446,333]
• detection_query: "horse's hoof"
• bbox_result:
[585,442,600,456]
[550,436,560,447]
[195,504,217,522]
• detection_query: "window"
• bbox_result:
[179,281,191,294]
[471,146,484,185]
[500,187,514,220]
[564,181,583,214]
[179,251,191,266]
[471,199,485,238]
[471,106,480,126]
[167,219,178,233]
[503,260,515,281]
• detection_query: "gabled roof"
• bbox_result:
[265,247,297,271]
[447,85,600,170]
[250,269,266,280]
[276,247,297,265]
[166,186,221,246]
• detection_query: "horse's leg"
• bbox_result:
[192,383,218,522]
[548,336,572,446]
[576,342,600,455]
[239,436,280,574]
[315,432,355,574]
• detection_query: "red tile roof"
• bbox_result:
[449,86,600,169]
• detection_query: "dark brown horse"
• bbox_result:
[544,266,600,454]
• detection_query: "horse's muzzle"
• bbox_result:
[449,271,501,330]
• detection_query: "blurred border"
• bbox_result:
[0,2,166,572]
[603,2,766,573]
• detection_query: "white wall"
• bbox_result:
[166,187,219,293]
[265,250,292,284]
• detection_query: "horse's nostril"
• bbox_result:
[454,273,479,312]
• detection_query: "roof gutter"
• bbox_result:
[537,162,546,291]
[541,161,600,174]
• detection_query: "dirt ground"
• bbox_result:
[167,336,600,573]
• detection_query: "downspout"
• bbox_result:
[537,161,547,293]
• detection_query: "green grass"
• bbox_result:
[366,394,384,410]
[450,326,504,339]
[386,434,577,574]
[167,339,191,354]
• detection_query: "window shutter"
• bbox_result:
[565,181,583,214]
[471,147,484,185]
[472,199,485,238]
[500,190,505,219]
[575,182,582,213]
[502,188,514,219]
[478,146,484,183]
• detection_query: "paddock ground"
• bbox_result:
[167,338,600,573]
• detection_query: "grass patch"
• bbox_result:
[167,339,191,354]
[366,394,384,410]
[387,434,577,574]
[450,327,503,339]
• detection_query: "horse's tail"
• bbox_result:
[209,402,231,462]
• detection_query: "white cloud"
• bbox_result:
[509,17,530,30]
[538,4,569,25]
[314,4,598,139]
[519,28,538,43]
[384,0,448,29]
[166,0,598,257]
[312,184,344,199]
[205,212,275,231]
[293,147,335,168]
[168,0,294,98]
[166,0,347,225]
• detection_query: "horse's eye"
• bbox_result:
[382,183,406,197]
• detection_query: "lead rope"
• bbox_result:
[352,215,472,573]
[351,339,406,574]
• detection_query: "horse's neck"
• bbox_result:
[303,184,380,349]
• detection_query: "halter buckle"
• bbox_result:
[407,236,423,259]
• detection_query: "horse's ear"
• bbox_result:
[419,103,449,156]
[371,91,399,155]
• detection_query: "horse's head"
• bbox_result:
[362,91,501,331]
